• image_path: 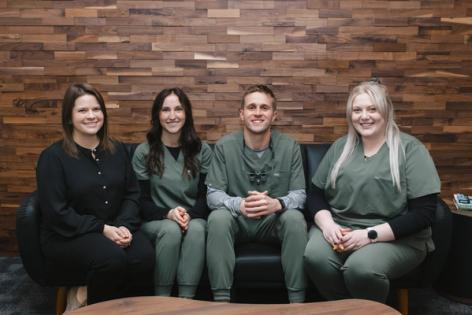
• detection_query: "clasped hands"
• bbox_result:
[240,191,281,219]
[103,225,133,248]
[323,223,371,253]
[167,206,189,232]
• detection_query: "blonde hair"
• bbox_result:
[329,80,403,191]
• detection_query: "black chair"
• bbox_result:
[390,198,453,315]
[16,192,83,315]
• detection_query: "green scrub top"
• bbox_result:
[313,132,440,250]
[206,130,305,198]
[132,142,213,210]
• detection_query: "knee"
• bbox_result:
[158,221,182,245]
[280,210,306,232]
[187,219,206,237]
[303,246,327,272]
[207,209,233,235]
[303,247,317,269]
[303,232,336,273]
[342,263,386,285]
[96,249,127,274]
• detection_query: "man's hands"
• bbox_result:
[240,191,282,219]
[167,206,190,232]
[103,225,133,248]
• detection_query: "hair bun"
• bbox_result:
[369,77,381,84]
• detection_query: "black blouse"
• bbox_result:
[37,140,140,242]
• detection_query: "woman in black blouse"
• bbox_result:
[37,83,154,310]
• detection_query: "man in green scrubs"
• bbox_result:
[205,85,307,303]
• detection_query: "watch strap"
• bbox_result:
[277,198,286,211]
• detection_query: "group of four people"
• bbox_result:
[36,80,440,310]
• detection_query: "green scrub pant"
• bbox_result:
[206,208,307,303]
[304,226,426,302]
[141,218,206,298]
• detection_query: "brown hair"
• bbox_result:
[240,85,277,109]
[146,88,201,178]
[61,83,114,157]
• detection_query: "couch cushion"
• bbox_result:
[234,243,285,289]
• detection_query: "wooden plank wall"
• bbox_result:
[0,0,471,255]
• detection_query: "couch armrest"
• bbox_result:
[16,192,48,286]
[421,197,453,286]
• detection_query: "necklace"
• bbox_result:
[242,137,274,186]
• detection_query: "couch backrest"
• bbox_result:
[124,142,331,177]
[301,144,331,188]
[124,143,139,160]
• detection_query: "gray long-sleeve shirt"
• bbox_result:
[207,186,306,217]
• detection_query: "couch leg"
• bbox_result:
[56,287,67,315]
[397,288,408,315]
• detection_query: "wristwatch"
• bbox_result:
[366,227,378,243]
[277,198,286,211]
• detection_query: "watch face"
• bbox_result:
[368,229,378,240]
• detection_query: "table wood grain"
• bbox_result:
[66,296,401,315]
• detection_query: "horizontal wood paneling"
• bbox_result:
[0,0,471,254]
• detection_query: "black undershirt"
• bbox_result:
[306,183,437,239]
[165,145,180,161]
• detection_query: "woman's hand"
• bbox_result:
[167,207,189,232]
[103,224,132,248]
[116,226,132,248]
[322,223,351,247]
[339,229,371,252]
[314,210,351,246]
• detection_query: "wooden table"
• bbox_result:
[66,296,400,315]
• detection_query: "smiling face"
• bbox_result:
[71,94,104,141]
[240,91,277,136]
[351,93,386,141]
[159,93,186,138]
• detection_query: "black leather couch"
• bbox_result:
[16,143,453,314]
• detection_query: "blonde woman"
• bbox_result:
[304,79,440,302]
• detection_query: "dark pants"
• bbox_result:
[42,231,154,304]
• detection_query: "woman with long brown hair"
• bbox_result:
[37,83,154,310]
[132,88,212,298]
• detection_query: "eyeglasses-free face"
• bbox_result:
[240,91,277,136]
[351,93,386,142]
[159,93,186,138]
[71,94,104,141]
